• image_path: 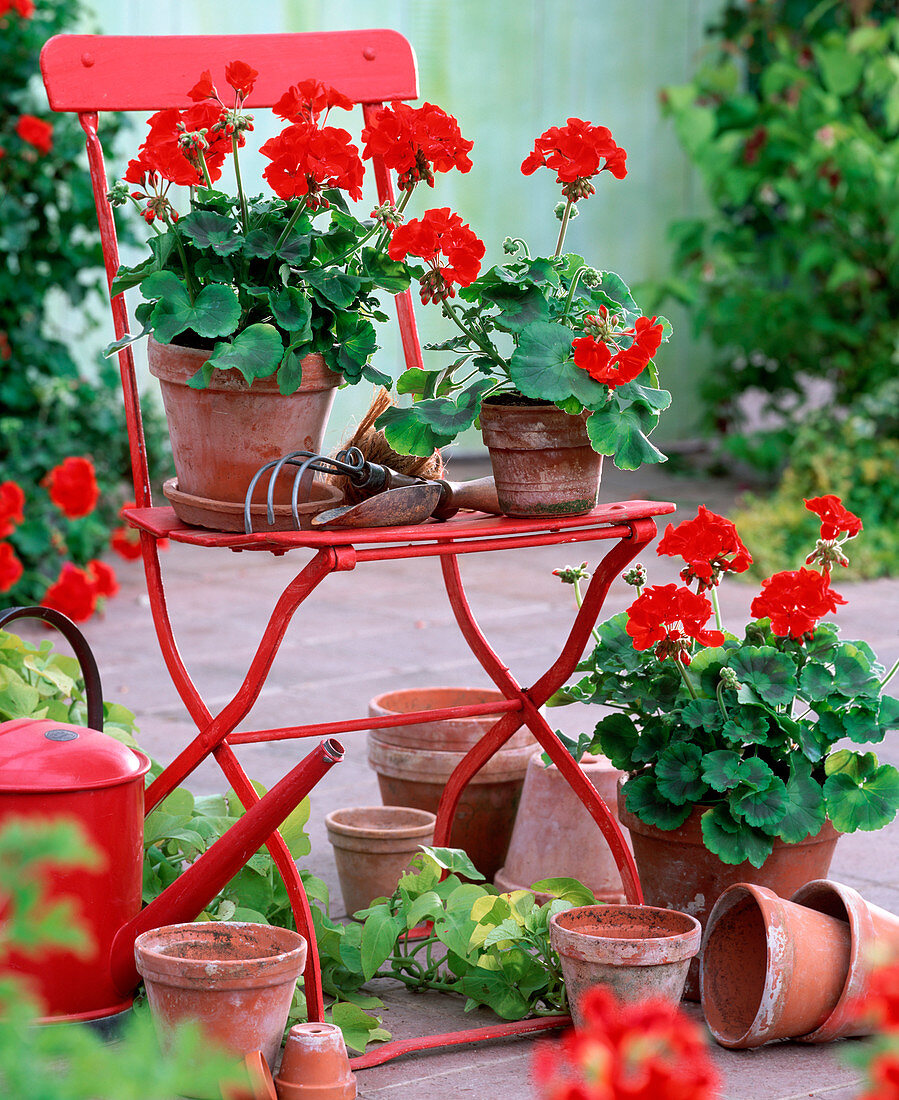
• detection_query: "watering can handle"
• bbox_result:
[0,606,104,732]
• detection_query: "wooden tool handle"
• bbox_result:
[432,476,501,520]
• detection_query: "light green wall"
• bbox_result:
[80,0,722,451]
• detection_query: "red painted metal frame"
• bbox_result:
[40,30,677,1066]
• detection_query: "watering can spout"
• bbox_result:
[109,737,344,995]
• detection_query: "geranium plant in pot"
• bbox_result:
[551,495,899,994]
[105,63,472,513]
[375,119,673,516]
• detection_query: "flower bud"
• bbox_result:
[106,180,131,207]
[554,200,579,221]
[719,667,742,690]
[623,564,647,588]
[552,562,591,585]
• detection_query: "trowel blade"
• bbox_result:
[311,482,443,529]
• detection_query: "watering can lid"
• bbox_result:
[0,718,150,792]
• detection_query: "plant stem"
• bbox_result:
[199,154,214,192]
[554,198,574,258]
[675,654,698,699]
[880,654,899,690]
[231,135,249,234]
[163,214,198,303]
[559,265,590,322]
[374,186,415,252]
[710,584,724,633]
[716,680,730,722]
[572,576,602,645]
[440,299,508,372]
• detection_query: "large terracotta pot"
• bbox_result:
[479,397,602,517]
[549,904,701,1027]
[495,753,627,902]
[617,785,840,1000]
[367,687,539,881]
[148,336,341,507]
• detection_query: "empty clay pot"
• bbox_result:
[549,904,701,1028]
[367,687,539,880]
[700,883,853,1049]
[790,879,899,1043]
[325,805,436,917]
[134,922,306,1069]
[495,753,626,902]
[275,1021,356,1099]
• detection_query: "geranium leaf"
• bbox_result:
[655,742,706,805]
[824,748,878,780]
[833,645,881,701]
[585,403,666,470]
[305,269,364,309]
[734,776,787,829]
[824,765,899,832]
[778,762,826,844]
[415,381,494,435]
[376,405,454,457]
[702,749,743,792]
[360,247,411,294]
[149,279,241,344]
[722,708,772,745]
[362,364,392,388]
[729,646,797,707]
[488,286,551,332]
[682,698,726,735]
[820,705,882,745]
[614,382,672,413]
[277,345,310,395]
[200,323,283,385]
[592,712,640,771]
[508,321,580,401]
[620,774,692,830]
[590,271,639,313]
[799,662,834,700]
[797,719,831,763]
[395,367,440,398]
[242,226,281,259]
[735,757,775,791]
[269,287,312,337]
[880,694,899,731]
[701,806,774,868]
[180,210,241,256]
[336,316,378,371]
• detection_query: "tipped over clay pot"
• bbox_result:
[325,805,436,916]
[700,883,853,1049]
[275,1021,356,1099]
[549,904,701,1027]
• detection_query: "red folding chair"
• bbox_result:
[41,31,672,1065]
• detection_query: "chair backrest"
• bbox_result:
[40,31,423,507]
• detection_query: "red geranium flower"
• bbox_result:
[273,80,353,123]
[572,316,663,388]
[136,102,233,187]
[750,567,846,640]
[857,1049,899,1100]
[804,495,863,540]
[41,563,98,623]
[657,504,753,591]
[0,480,25,537]
[260,122,364,205]
[224,60,258,99]
[388,208,485,303]
[187,69,217,102]
[45,457,99,520]
[853,961,899,1032]
[626,583,724,662]
[362,101,473,190]
[87,560,119,599]
[110,525,143,561]
[16,114,53,155]
[0,542,23,593]
[521,118,626,201]
[0,0,35,17]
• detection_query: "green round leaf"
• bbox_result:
[825,765,899,832]
[204,323,284,384]
[778,763,827,844]
[621,774,692,830]
[508,321,578,402]
[729,646,798,708]
[655,742,707,805]
[701,749,743,792]
[734,776,787,828]
[700,806,774,868]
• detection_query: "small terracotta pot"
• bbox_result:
[549,904,701,1027]
[325,806,436,916]
[134,921,306,1068]
[495,753,626,902]
[367,687,539,881]
[148,336,341,508]
[479,398,602,517]
[790,879,899,1042]
[275,1021,356,1099]
[700,883,853,1049]
[617,784,840,999]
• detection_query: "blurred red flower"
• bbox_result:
[41,564,98,622]
[0,0,35,17]
[0,543,23,593]
[45,457,99,519]
[16,114,53,154]
[87,559,119,599]
[0,481,25,537]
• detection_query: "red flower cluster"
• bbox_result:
[804,494,863,541]
[657,505,753,591]
[260,121,364,205]
[188,60,259,104]
[16,115,53,155]
[0,480,25,538]
[109,502,169,561]
[0,542,23,594]
[533,986,720,1100]
[41,560,119,623]
[572,316,664,388]
[522,118,627,201]
[750,567,846,640]
[44,457,99,520]
[854,962,899,1100]
[0,0,35,17]
[362,101,473,190]
[388,208,486,304]
[125,101,234,190]
[626,583,724,663]
[273,79,353,123]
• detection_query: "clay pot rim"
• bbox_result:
[367,734,539,782]
[549,904,702,965]
[134,921,307,977]
[324,805,437,840]
[369,685,511,717]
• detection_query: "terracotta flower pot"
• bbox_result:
[367,687,539,881]
[148,336,341,512]
[325,805,436,917]
[495,753,627,902]
[479,398,602,517]
[790,879,899,1042]
[275,1022,356,1099]
[134,921,306,1068]
[617,785,840,1000]
[549,904,701,1027]
[700,883,853,1049]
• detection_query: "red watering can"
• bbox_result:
[0,606,342,1022]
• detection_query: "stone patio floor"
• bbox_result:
[76,459,899,1100]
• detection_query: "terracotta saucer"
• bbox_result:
[163,477,343,532]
